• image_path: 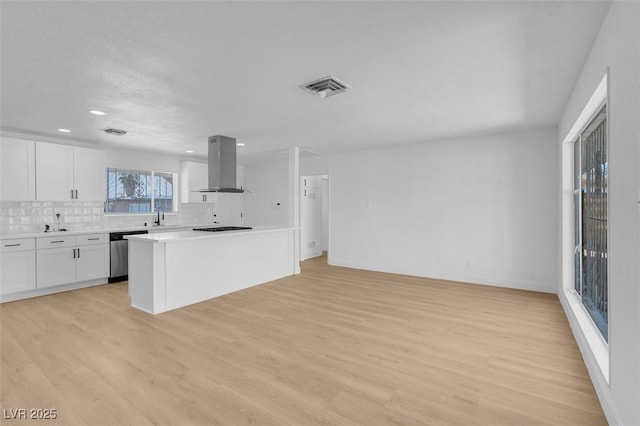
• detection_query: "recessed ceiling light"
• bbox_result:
[236,143,245,146]
[89,110,107,116]
[57,128,71,133]
[185,150,194,153]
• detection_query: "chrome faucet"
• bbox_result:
[154,209,161,226]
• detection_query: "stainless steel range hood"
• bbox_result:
[199,135,244,193]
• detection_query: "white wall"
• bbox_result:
[558,2,640,425]
[105,146,184,174]
[243,159,289,226]
[301,126,559,293]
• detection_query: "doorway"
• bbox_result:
[300,174,329,261]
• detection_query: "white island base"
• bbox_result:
[127,227,299,314]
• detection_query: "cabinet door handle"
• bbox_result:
[75,189,78,199]
[4,243,21,247]
[87,238,100,241]
[71,189,74,199]
[77,248,80,258]
[51,240,65,244]
[73,248,76,258]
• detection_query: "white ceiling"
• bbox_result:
[1,1,610,164]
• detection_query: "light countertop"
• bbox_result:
[126,226,298,243]
[0,224,215,240]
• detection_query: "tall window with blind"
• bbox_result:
[573,105,608,341]
[105,168,176,214]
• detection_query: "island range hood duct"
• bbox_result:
[199,135,244,193]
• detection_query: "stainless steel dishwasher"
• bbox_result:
[109,230,148,283]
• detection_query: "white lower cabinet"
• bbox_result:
[36,246,77,288]
[0,238,36,295]
[36,233,108,289]
[76,243,109,281]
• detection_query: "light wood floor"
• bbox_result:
[1,255,606,425]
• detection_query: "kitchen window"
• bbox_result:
[573,104,608,342]
[104,168,177,214]
[560,73,609,381]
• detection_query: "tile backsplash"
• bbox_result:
[0,201,213,234]
[0,201,104,234]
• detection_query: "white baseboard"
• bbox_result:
[0,278,108,303]
[327,258,557,293]
[301,250,323,261]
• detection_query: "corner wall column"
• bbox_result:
[288,147,301,274]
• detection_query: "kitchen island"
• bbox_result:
[126,226,299,314]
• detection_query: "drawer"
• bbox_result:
[37,235,76,249]
[77,233,108,246]
[1,238,36,253]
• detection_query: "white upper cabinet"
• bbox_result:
[74,146,105,200]
[36,142,105,201]
[180,161,244,204]
[180,161,210,203]
[36,142,74,200]
[0,137,36,201]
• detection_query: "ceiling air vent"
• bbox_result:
[303,75,351,98]
[102,128,128,136]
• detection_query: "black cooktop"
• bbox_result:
[193,226,253,232]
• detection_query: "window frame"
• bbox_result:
[560,72,609,383]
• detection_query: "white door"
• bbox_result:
[0,138,35,201]
[300,176,323,260]
[74,146,105,201]
[180,161,210,203]
[76,244,109,281]
[0,251,36,295]
[36,142,74,200]
[37,247,76,288]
